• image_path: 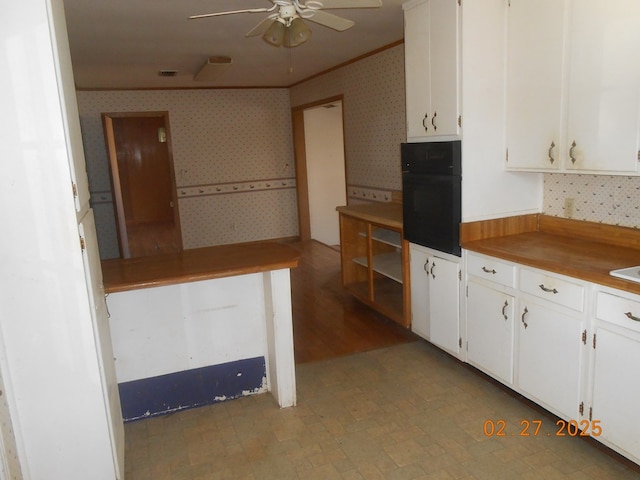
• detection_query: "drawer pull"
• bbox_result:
[624,312,640,322]
[521,307,528,329]
[502,300,509,321]
[482,266,497,274]
[423,260,429,272]
[430,262,436,279]
[538,284,558,294]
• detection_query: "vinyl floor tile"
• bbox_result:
[125,341,640,480]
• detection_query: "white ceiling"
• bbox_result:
[62,0,406,89]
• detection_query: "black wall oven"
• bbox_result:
[401,141,462,256]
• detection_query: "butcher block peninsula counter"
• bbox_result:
[336,203,410,327]
[102,242,300,293]
[101,243,300,421]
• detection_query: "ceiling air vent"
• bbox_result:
[158,70,178,77]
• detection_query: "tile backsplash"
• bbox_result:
[544,173,640,228]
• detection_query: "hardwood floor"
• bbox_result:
[285,240,417,364]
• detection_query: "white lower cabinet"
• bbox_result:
[410,243,462,357]
[590,289,640,464]
[459,250,640,466]
[516,297,585,420]
[466,281,514,384]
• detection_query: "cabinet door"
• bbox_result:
[410,244,430,339]
[516,299,584,420]
[428,255,460,355]
[591,327,640,462]
[467,281,514,384]
[565,0,640,173]
[505,0,564,171]
[404,0,431,140]
[428,0,460,137]
[404,0,460,141]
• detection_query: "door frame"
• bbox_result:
[291,95,348,242]
[101,111,182,258]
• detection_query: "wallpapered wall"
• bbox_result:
[77,89,298,259]
[290,44,406,195]
[544,173,640,228]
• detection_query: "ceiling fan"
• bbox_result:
[189,0,383,48]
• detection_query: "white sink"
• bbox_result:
[610,266,640,284]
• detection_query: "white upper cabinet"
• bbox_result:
[505,0,565,171]
[565,0,640,173]
[506,0,640,174]
[404,0,460,142]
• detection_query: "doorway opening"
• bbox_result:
[291,96,347,247]
[102,112,182,258]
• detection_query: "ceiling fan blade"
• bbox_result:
[189,7,270,20]
[305,10,355,31]
[246,16,276,37]
[316,0,382,8]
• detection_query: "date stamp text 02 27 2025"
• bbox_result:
[483,419,602,438]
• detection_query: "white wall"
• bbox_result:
[1,0,120,478]
[303,103,347,246]
[461,0,542,222]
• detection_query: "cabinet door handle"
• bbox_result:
[624,312,640,322]
[538,284,558,294]
[569,141,577,164]
[502,300,509,321]
[422,113,429,131]
[430,261,436,279]
[482,266,497,274]
[431,111,437,131]
[521,307,528,329]
[423,259,429,272]
[548,141,556,164]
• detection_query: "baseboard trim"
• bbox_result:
[118,356,267,422]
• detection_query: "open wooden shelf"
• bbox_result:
[338,205,410,328]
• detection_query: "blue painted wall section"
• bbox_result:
[118,356,267,421]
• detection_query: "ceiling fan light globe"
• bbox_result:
[262,20,286,46]
[284,18,312,47]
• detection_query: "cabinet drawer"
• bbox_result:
[519,268,585,312]
[596,291,640,334]
[467,253,515,288]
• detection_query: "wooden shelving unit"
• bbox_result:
[337,204,410,328]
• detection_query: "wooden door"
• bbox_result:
[103,112,182,258]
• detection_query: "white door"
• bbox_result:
[516,299,584,420]
[409,244,430,339]
[467,281,514,384]
[591,327,640,462]
[404,0,431,140]
[428,0,460,137]
[79,210,125,477]
[428,255,460,355]
[505,0,565,170]
[303,103,347,246]
[565,0,640,173]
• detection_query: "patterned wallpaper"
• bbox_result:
[77,89,297,258]
[290,44,406,193]
[544,174,640,228]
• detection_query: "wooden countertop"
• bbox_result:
[102,242,300,294]
[336,203,403,230]
[461,214,640,296]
